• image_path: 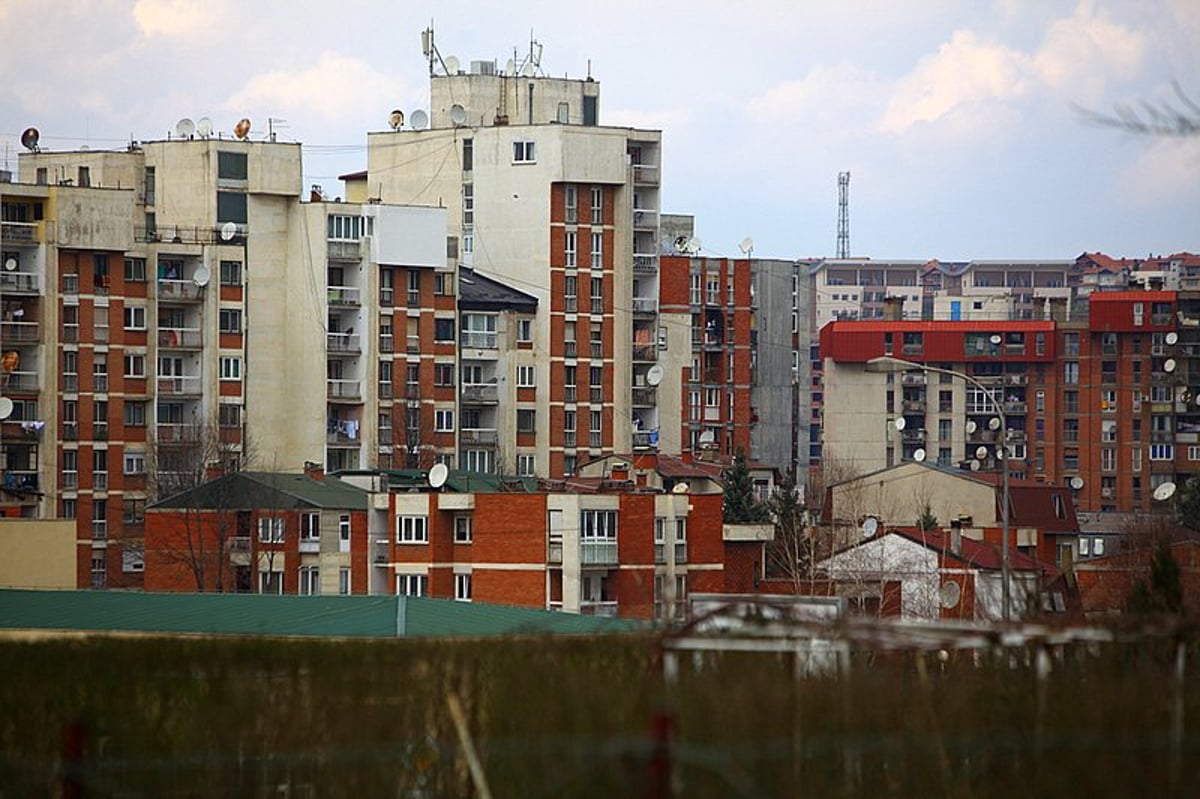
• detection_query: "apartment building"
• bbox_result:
[362,55,662,478]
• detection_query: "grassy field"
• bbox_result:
[0,628,1197,797]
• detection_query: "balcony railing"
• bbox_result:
[901,373,926,386]
[1,321,39,342]
[632,344,657,362]
[461,383,499,403]
[580,601,619,617]
[633,254,658,273]
[460,428,498,446]
[580,540,618,565]
[632,208,658,228]
[632,386,656,407]
[1,221,39,244]
[327,332,361,353]
[632,297,658,314]
[158,327,203,348]
[229,536,251,553]
[631,163,659,185]
[327,379,361,400]
[2,372,39,393]
[327,285,361,306]
[633,430,659,449]
[158,376,202,396]
[157,279,205,302]
[0,272,39,293]
[327,240,361,261]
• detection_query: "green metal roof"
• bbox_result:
[149,472,370,512]
[0,590,645,638]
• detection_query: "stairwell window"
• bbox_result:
[220,356,242,381]
[513,141,536,163]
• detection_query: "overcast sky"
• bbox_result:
[1,0,1196,261]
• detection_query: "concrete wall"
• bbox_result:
[752,259,802,472]
[0,520,77,589]
[829,463,997,528]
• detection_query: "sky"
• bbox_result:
[1,0,1197,261]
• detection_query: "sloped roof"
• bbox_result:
[890,528,1046,573]
[149,472,370,511]
[0,590,644,638]
[458,267,538,312]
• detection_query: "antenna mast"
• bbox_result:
[836,171,850,258]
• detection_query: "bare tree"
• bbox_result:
[146,416,255,592]
[765,469,816,594]
[1075,81,1200,137]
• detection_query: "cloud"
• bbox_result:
[225,52,409,130]
[1032,1,1145,101]
[1114,136,1200,207]
[749,62,885,128]
[880,30,1030,134]
[132,0,230,37]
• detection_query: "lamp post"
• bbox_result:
[865,355,1011,621]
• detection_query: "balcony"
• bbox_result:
[157,376,203,396]
[460,428,498,446]
[1004,374,1029,386]
[580,540,618,565]
[632,297,658,315]
[327,332,361,353]
[461,383,499,404]
[158,328,202,349]
[157,280,205,303]
[327,379,361,400]
[631,386,656,407]
[632,208,658,229]
[1,221,39,244]
[631,163,659,185]
[138,224,245,245]
[632,344,658,362]
[229,536,251,553]
[901,373,926,386]
[327,285,361,306]
[2,372,39,394]
[461,331,498,349]
[0,271,39,294]
[1,321,39,343]
[326,240,361,261]
[580,601,619,617]
[901,400,926,414]
[633,430,659,449]
[1003,401,1027,415]
[633,254,658,273]
[901,429,926,443]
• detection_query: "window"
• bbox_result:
[938,390,952,413]
[1101,420,1117,443]
[78,166,90,187]
[123,354,145,378]
[219,308,242,334]
[517,454,536,476]
[462,183,474,225]
[591,186,603,224]
[123,452,146,475]
[1101,448,1116,471]
[517,365,536,388]
[517,318,533,343]
[301,512,320,542]
[1132,448,1142,472]
[517,409,536,433]
[1035,390,1045,414]
[435,273,453,296]
[220,260,242,286]
[461,313,497,348]
[435,409,454,432]
[564,231,577,268]
[218,151,248,180]
[218,404,241,428]
[565,185,577,223]
[339,567,351,595]
[1150,444,1174,461]
[258,516,285,543]
[397,515,429,544]
[299,566,320,596]
[91,555,106,588]
[124,257,147,282]
[455,573,472,602]
[339,514,351,546]
[216,191,247,225]
[259,570,284,595]
[93,359,109,393]
[434,318,455,342]
[327,214,370,240]
[435,362,454,386]
[690,274,702,305]
[1189,446,1200,461]
[397,573,429,596]
[590,232,603,267]
[124,401,146,427]
[580,509,618,540]
[564,276,578,313]
[1063,333,1079,356]
[1063,419,1079,444]
[454,516,472,543]
[220,356,242,381]
[123,305,146,331]
[513,141,536,163]
[1063,362,1079,384]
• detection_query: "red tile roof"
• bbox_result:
[890,527,1046,572]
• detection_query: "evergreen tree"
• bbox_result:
[722,449,769,523]
[1127,541,1184,615]
[916,503,938,532]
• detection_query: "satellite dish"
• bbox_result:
[410,109,429,131]
[698,430,715,446]
[988,417,1002,431]
[862,517,879,538]
[1070,476,1085,490]
[965,420,977,434]
[443,55,460,75]
[175,117,195,138]
[913,448,927,463]
[0,397,12,420]
[738,237,754,255]
[3,258,17,271]
[196,117,213,137]
[1154,482,1177,502]
[1166,331,1179,345]
[969,459,981,471]
[686,237,701,254]
[220,221,238,241]
[234,118,252,139]
[1164,358,1177,373]
[449,104,467,126]
[939,581,962,609]
[428,463,449,489]
[388,109,405,130]
[20,127,39,151]
[1194,392,1200,407]
[521,61,535,77]
[975,446,989,460]
[505,58,516,75]
[894,417,907,431]
[192,266,211,287]
[645,364,664,387]
[989,334,1003,345]
[672,482,690,494]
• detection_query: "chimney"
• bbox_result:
[303,461,325,481]
[204,461,224,482]
[610,461,630,482]
[882,296,904,321]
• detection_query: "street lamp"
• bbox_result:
[865,355,1012,621]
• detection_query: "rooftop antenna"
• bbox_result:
[836,171,850,258]
[267,117,287,142]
